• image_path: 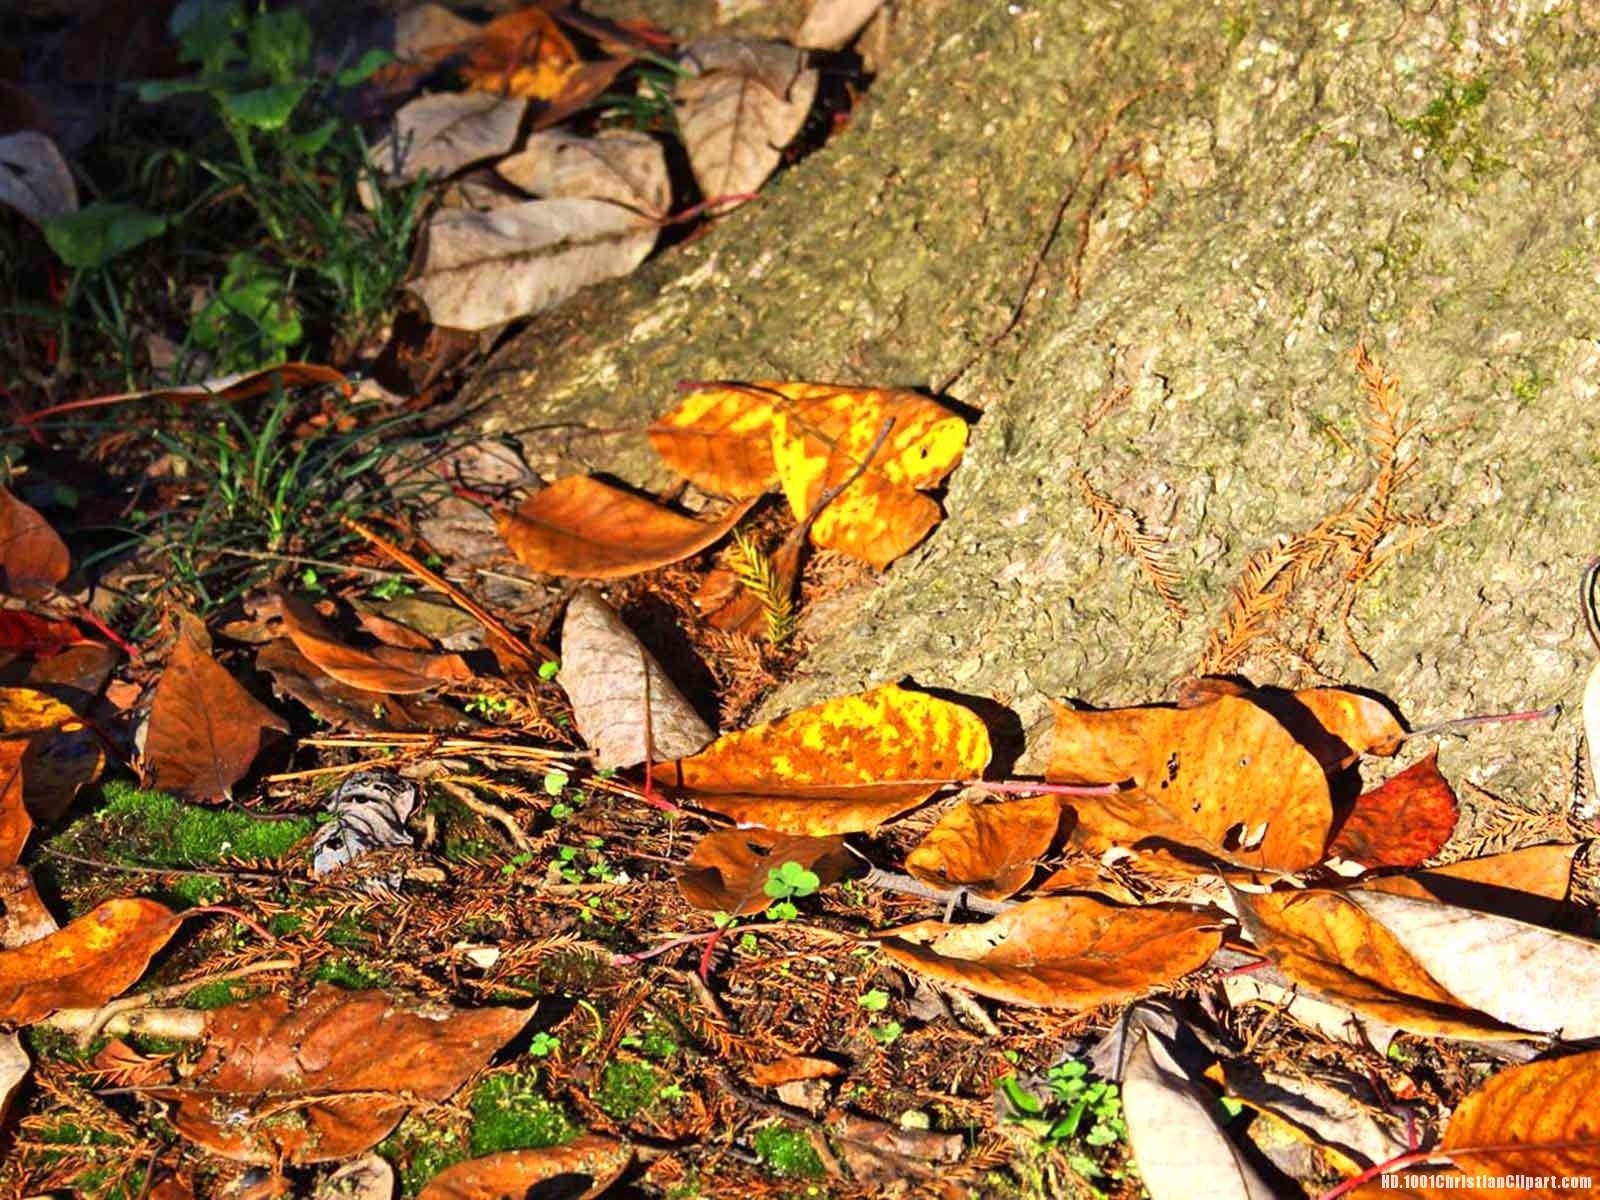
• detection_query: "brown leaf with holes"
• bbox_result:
[278,594,475,695]
[1350,1050,1600,1198]
[1048,694,1333,871]
[145,614,287,800]
[658,683,991,835]
[496,476,755,580]
[677,829,850,915]
[1327,752,1457,869]
[881,895,1221,1009]
[418,1137,632,1200]
[905,796,1064,900]
[156,985,533,1163]
[0,742,27,866]
[1232,888,1530,1040]
[0,897,178,1025]
[0,489,69,599]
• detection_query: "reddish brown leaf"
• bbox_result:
[278,594,475,695]
[676,829,850,915]
[0,490,69,599]
[904,796,1064,900]
[145,614,287,800]
[0,611,90,657]
[1048,695,1332,871]
[881,895,1221,1009]
[0,897,178,1025]
[418,1137,632,1200]
[255,639,468,733]
[0,742,28,866]
[158,986,533,1163]
[659,683,992,835]
[458,6,581,101]
[1327,752,1457,869]
[496,476,756,580]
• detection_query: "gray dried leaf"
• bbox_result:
[1217,1059,1410,1170]
[0,131,78,228]
[795,0,888,50]
[497,129,669,215]
[0,1032,26,1124]
[1121,1014,1275,1200]
[370,93,527,181]
[312,771,420,889]
[559,587,714,769]
[408,197,658,331]
[675,41,818,212]
[314,1153,396,1200]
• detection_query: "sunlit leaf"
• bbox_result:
[905,795,1063,900]
[677,829,849,915]
[418,1137,632,1200]
[0,897,178,1025]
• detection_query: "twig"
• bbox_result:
[434,778,533,853]
[51,957,297,1048]
[852,860,1016,917]
[39,846,283,883]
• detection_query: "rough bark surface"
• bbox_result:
[469,1,1600,817]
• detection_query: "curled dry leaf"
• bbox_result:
[256,639,467,733]
[1233,888,1530,1040]
[0,130,78,227]
[795,0,888,50]
[649,382,969,568]
[369,92,528,181]
[458,6,580,101]
[658,682,991,835]
[1327,751,1457,869]
[278,594,475,695]
[1120,1016,1277,1200]
[675,40,818,213]
[904,795,1064,900]
[497,129,669,215]
[559,587,714,768]
[0,685,104,825]
[1353,1050,1600,1198]
[409,197,661,331]
[157,985,533,1163]
[749,1056,844,1087]
[497,476,755,580]
[418,1136,632,1200]
[0,489,70,599]
[145,614,287,800]
[0,897,178,1025]
[676,829,850,915]
[879,894,1221,1009]
[1049,694,1333,871]
[0,743,27,866]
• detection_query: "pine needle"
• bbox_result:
[1074,471,1188,621]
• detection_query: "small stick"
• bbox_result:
[53,957,297,1048]
[339,516,554,666]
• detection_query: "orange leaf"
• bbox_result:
[1327,751,1457,869]
[658,683,991,835]
[0,489,69,599]
[880,895,1221,1009]
[648,384,781,497]
[676,829,850,915]
[1048,695,1333,871]
[1362,844,1576,926]
[749,1056,844,1087]
[1232,888,1523,1039]
[418,1137,632,1200]
[278,594,475,695]
[0,685,104,824]
[497,476,756,579]
[904,796,1064,900]
[0,742,28,866]
[1353,1051,1600,1197]
[159,986,533,1163]
[0,897,178,1025]
[458,7,581,101]
[145,614,287,800]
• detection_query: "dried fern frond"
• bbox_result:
[1197,345,1434,677]
[1074,471,1188,621]
[728,529,796,647]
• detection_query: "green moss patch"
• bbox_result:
[93,781,313,866]
[752,1122,826,1180]
[594,1060,662,1120]
[469,1071,578,1155]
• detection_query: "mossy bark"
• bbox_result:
[471,0,1600,814]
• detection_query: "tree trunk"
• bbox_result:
[469,0,1600,816]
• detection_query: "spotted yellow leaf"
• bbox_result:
[657,682,991,834]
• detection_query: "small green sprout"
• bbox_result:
[538,659,561,681]
[528,1032,560,1057]
[764,860,821,901]
[858,988,890,1013]
[543,770,570,796]
[868,1021,903,1045]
